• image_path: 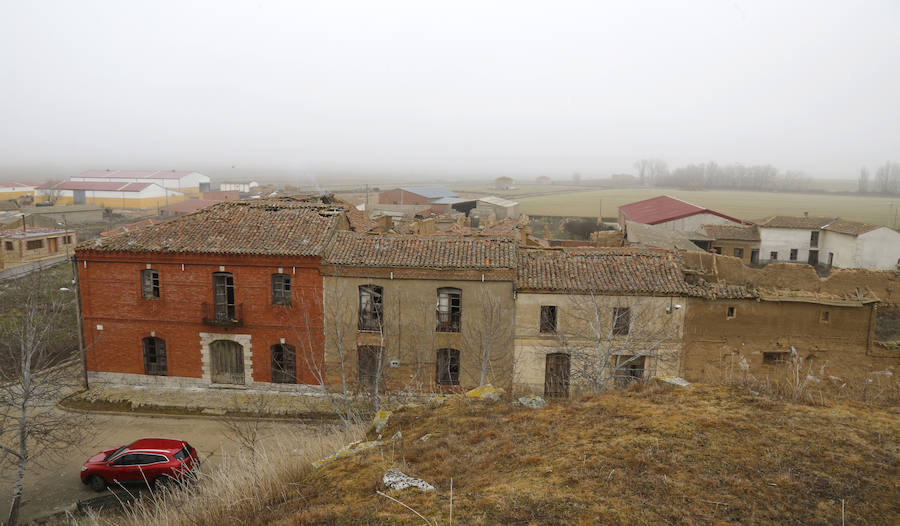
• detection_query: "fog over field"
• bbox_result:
[0,1,898,179]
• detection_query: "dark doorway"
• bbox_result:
[271,344,296,384]
[808,249,819,266]
[357,345,384,390]
[614,355,645,387]
[544,353,570,398]
[750,249,760,265]
[210,340,244,385]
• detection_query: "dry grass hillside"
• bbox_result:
[100,383,899,526]
[277,384,898,525]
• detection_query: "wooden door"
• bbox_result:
[544,353,570,398]
[211,340,244,385]
[48,237,58,253]
[357,346,383,390]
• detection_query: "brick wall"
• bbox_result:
[76,250,325,386]
[377,189,431,205]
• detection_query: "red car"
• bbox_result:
[81,438,199,491]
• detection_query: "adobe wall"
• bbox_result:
[76,251,325,387]
[683,297,897,381]
[682,251,900,304]
[709,240,757,264]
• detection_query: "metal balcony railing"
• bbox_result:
[202,302,243,327]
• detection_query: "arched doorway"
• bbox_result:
[210,340,245,385]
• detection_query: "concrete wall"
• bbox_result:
[657,213,735,231]
[77,251,325,387]
[682,297,896,380]
[514,292,686,394]
[857,228,900,270]
[322,272,515,392]
[759,227,818,263]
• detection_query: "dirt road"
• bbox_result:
[0,411,319,524]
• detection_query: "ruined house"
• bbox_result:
[321,232,517,392]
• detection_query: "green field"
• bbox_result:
[515,188,900,227]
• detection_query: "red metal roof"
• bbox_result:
[619,195,742,225]
[40,181,155,192]
[77,170,194,180]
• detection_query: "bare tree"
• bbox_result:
[556,294,682,394]
[0,268,89,526]
[858,166,869,194]
[462,284,513,386]
[634,159,668,187]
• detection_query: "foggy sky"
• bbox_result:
[1,0,898,178]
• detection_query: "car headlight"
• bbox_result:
[81,466,88,471]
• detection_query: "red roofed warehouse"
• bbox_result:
[618,195,743,231]
[75,198,351,389]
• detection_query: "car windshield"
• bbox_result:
[173,446,189,461]
[103,446,127,461]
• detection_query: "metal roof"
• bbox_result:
[477,196,518,207]
[619,195,742,225]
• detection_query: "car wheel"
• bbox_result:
[87,475,106,492]
[152,476,174,491]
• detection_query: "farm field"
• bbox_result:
[515,187,900,226]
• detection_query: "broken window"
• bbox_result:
[25,239,42,250]
[270,344,296,383]
[733,247,744,258]
[358,285,383,331]
[141,269,159,299]
[4,241,13,251]
[763,352,789,365]
[540,306,557,333]
[271,274,291,305]
[612,307,630,336]
[790,249,798,261]
[820,311,830,323]
[810,230,819,247]
[436,348,460,386]
[712,246,722,255]
[213,272,235,321]
[770,251,778,260]
[436,287,461,332]
[614,355,645,387]
[726,306,736,319]
[142,337,167,376]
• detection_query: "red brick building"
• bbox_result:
[377,186,457,205]
[75,197,351,389]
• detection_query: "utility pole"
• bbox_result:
[365,184,369,213]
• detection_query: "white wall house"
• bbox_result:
[219,181,259,193]
[822,221,900,270]
[757,216,900,269]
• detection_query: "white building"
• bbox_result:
[36,181,186,208]
[219,181,259,193]
[756,215,900,269]
[475,196,520,220]
[70,170,211,195]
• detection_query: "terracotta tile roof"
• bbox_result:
[822,219,882,236]
[619,195,743,225]
[516,247,695,295]
[161,199,220,214]
[342,205,376,233]
[755,216,836,229]
[78,197,343,256]
[100,218,162,237]
[700,224,760,241]
[324,232,516,269]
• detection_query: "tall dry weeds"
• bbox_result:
[81,424,362,526]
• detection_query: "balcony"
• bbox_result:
[202,302,243,327]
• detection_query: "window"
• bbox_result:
[612,307,630,336]
[750,249,760,264]
[142,337,167,376]
[726,306,736,319]
[436,348,460,385]
[4,241,12,251]
[436,288,461,332]
[712,246,722,255]
[65,235,73,244]
[733,247,744,258]
[272,274,291,305]
[810,230,819,247]
[141,269,159,299]
[112,454,141,466]
[358,285,383,331]
[213,272,235,321]
[540,306,557,333]
[134,454,167,465]
[820,311,830,323]
[614,355,645,387]
[26,239,42,250]
[271,344,296,383]
[770,251,778,260]
[763,352,789,365]
[790,249,798,261]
